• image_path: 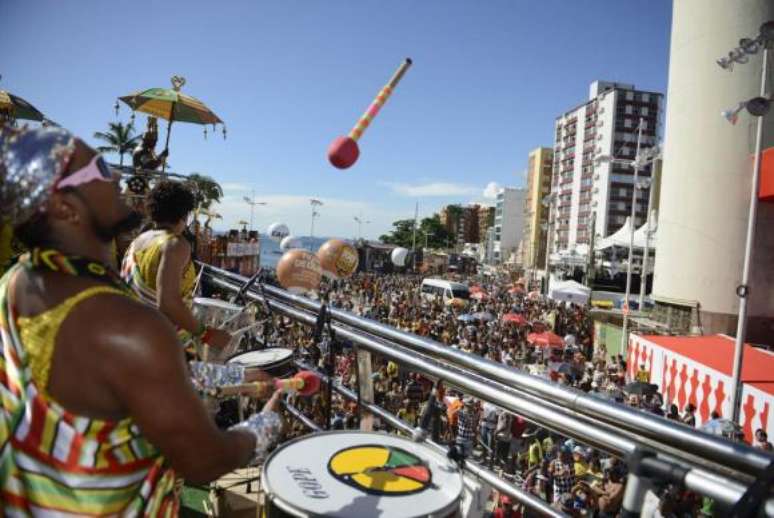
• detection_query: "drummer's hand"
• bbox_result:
[245,369,273,383]
[204,328,232,349]
[263,389,283,414]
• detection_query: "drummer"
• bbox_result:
[0,125,282,514]
[122,180,231,349]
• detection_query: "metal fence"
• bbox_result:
[200,263,774,517]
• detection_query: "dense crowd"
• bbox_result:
[224,272,771,517]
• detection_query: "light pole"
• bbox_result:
[718,21,773,424]
[638,176,656,310]
[541,192,557,295]
[310,198,323,238]
[242,189,267,231]
[596,118,660,358]
[354,215,370,240]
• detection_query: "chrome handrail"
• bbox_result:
[201,265,774,515]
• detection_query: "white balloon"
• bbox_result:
[267,222,290,243]
[280,235,301,251]
[391,247,409,267]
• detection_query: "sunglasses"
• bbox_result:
[56,154,115,190]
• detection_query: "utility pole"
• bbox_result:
[620,117,645,359]
[242,189,267,231]
[638,164,659,310]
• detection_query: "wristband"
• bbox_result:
[230,411,282,463]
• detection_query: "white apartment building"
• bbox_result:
[550,81,663,254]
[493,187,526,264]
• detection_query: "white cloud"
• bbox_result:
[220,182,251,192]
[384,182,481,198]
[482,181,502,199]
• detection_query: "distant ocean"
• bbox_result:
[259,236,334,270]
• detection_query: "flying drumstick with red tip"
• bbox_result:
[328,58,413,169]
[214,371,321,398]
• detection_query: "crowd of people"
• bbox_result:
[248,272,772,517]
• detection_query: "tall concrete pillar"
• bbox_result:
[653,0,774,343]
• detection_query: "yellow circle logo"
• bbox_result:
[328,445,431,496]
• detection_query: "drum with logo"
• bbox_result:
[262,431,463,518]
[227,348,296,379]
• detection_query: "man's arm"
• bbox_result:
[100,302,275,484]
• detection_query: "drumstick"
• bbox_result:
[213,371,321,398]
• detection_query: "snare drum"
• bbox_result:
[262,431,463,518]
[228,348,296,379]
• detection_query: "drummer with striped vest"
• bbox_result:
[121,180,231,350]
[0,125,281,515]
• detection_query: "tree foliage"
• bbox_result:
[93,122,141,166]
[188,173,224,209]
[379,214,452,249]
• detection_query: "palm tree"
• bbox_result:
[188,173,224,210]
[93,122,141,166]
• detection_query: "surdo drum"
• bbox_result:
[262,431,463,518]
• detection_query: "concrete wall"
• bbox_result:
[653,0,774,343]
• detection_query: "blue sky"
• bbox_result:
[1,1,671,239]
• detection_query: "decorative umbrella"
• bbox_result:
[472,311,495,322]
[623,382,659,396]
[502,313,528,326]
[0,81,44,122]
[118,75,225,171]
[701,419,740,437]
[527,331,564,347]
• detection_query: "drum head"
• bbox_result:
[228,349,293,368]
[263,431,463,518]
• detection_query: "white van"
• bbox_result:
[420,278,470,303]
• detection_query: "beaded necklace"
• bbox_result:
[22,247,133,295]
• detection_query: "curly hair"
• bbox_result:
[146,180,196,225]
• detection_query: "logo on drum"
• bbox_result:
[327,445,431,496]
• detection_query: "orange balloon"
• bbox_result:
[277,249,322,294]
[317,239,359,280]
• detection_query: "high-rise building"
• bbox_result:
[652,0,774,342]
[478,206,495,244]
[522,147,554,270]
[549,81,664,255]
[460,205,481,244]
[494,187,526,264]
[439,205,462,241]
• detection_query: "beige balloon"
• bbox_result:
[277,249,323,294]
[317,239,359,280]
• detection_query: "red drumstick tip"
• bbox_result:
[328,136,360,169]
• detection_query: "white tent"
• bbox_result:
[596,214,658,251]
[548,279,591,305]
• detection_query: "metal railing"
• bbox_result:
[201,264,774,517]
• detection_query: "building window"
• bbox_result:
[642,93,650,102]
[626,91,634,101]
[619,188,628,196]
[626,105,633,115]
[624,119,632,129]
[641,107,649,116]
